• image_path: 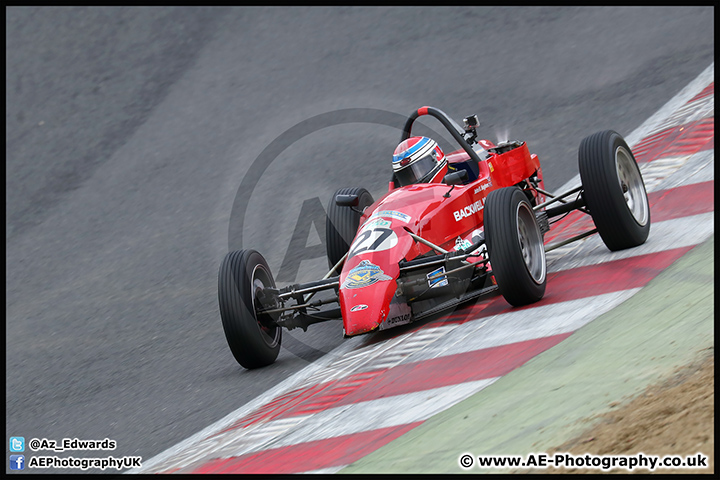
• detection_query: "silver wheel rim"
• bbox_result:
[516,202,546,284]
[251,264,280,347]
[615,146,649,226]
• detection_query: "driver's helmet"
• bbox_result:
[392,136,448,187]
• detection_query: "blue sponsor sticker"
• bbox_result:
[427,266,448,288]
[368,210,411,223]
[342,260,393,289]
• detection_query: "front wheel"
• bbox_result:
[485,187,546,306]
[579,130,650,251]
[218,249,281,369]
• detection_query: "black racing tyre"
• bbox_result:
[485,187,546,307]
[326,187,374,269]
[578,130,650,251]
[218,249,281,369]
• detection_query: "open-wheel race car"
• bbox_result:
[218,106,651,369]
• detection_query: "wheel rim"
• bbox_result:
[516,202,546,284]
[615,146,649,226]
[251,264,281,348]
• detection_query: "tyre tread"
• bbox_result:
[578,130,650,251]
[326,187,374,268]
[218,249,281,369]
[485,187,546,306]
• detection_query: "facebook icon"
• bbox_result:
[10,455,25,470]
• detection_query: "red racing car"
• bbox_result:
[218,106,650,369]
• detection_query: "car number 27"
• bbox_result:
[348,227,398,258]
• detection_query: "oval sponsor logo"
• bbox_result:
[350,304,369,312]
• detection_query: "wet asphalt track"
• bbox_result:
[5,6,713,472]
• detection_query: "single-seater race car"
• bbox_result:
[218,106,650,369]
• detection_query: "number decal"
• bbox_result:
[349,230,372,255]
[348,227,398,258]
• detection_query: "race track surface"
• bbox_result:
[5,6,714,473]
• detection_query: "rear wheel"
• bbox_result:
[579,130,650,251]
[218,249,281,369]
[325,187,374,269]
[485,187,546,306]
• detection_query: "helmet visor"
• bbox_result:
[395,154,438,187]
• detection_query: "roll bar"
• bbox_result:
[400,106,484,165]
